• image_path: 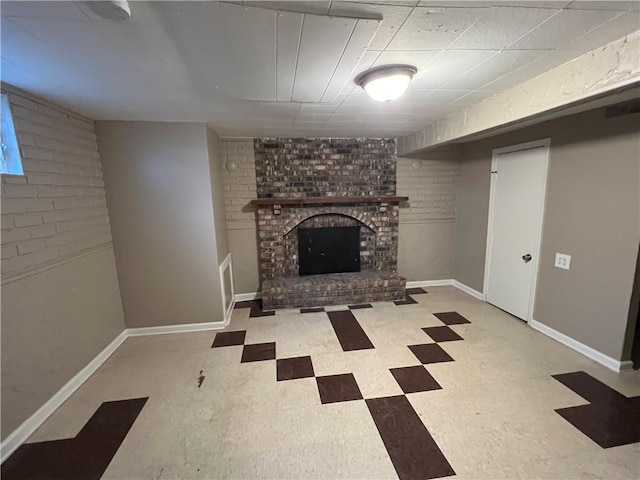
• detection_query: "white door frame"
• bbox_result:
[483,138,551,323]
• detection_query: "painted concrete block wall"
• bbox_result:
[456,106,640,361]
[397,146,460,281]
[220,138,259,294]
[0,85,125,440]
[96,122,225,328]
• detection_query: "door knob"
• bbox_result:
[522,254,532,263]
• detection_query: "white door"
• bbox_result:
[486,140,549,321]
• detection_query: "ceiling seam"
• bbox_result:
[290,13,305,102]
[319,20,358,102]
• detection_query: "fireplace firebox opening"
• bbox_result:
[298,226,360,276]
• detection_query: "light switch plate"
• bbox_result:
[555,253,571,270]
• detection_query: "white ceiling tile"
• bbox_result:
[560,10,640,51]
[507,8,623,49]
[410,49,497,89]
[494,1,572,7]
[422,89,474,103]
[387,7,488,50]
[347,1,420,7]
[442,49,547,90]
[330,2,413,50]
[448,6,560,49]
[338,49,381,94]
[241,1,332,15]
[321,18,382,102]
[291,14,357,102]
[0,1,86,20]
[373,50,442,71]
[220,3,277,101]
[478,49,581,91]
[450,90,497,105]
[417,1,488,7]
[566,1,639,11]
[276,11,304,102]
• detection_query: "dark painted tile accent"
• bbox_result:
[394,295,418,306]
[300,307,325,313]
[553,371,640,448]
[234,300,259,309]
[390,366,442,394]
[409,343,454,364]
[211,330,247,348]
[2,397,148,480]
[327,310,375,351]
[316,373,363,404]
[406,287,428,295]
[241,342,276,363]
[349,304,373,310]
[366,395,455,480]
[211,330,246,348]
[423,326,463,342]
[434,311,470,325]
[277,356,315,381]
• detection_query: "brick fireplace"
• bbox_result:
[252,138,407,310]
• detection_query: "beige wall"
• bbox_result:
[207,127,229,262]
[96,122,225,328]
[456,107,640,361]
[0,85,125,440]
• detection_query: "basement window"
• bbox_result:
[0,92,24,175]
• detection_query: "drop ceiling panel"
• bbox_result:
[507,8,624,49]
[276,11,303,102]
[372,50,441,70]
[448,7,560,49]
[387,6,487,50]
[291,14,357,102]
[0,1,86,20]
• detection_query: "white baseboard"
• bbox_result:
[406,279,453,288]
[451,280,486,301]
[234,291,261,302]
[126,322,226,337]
[0,330,128,464]
[529,319,631,373]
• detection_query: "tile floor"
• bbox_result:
[3,286,640,479]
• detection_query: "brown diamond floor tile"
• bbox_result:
[234,300,259,309]
[241,342,276,363]
[408,343,454,364]
[434,311,470,325]
[348,304,373,310]
[406,287,428,295]
[300,307,325,313]
[316,373,363,404]
[250,300,275,318]
[277,356,315,381]
[390,366,442,394]
[211,330,246,348]
[423,326,463,342]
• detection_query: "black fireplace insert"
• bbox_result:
[298,226,360,276]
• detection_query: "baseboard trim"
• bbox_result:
[405,279,453,288]
[451,280,486,301]
[234,292,262,302]
[0,330,128,464]
[529,319,630,373]
[126,322,227,337]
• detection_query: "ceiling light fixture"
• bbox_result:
[84,0,131,21]
[355,64,417,102]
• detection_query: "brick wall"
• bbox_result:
[397,145,460,224]
[1,85,112,280]
[254,138,397,198]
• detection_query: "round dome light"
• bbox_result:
[355,65,418,102]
